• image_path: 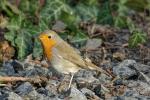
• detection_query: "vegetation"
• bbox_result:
[0,0,149,60]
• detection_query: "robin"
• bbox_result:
[38,30,110,89]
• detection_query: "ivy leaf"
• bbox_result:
[5,15,24,46]
[19,0,39,14]
[32,38,43,58]
[97,0,113,25]
[0,0,21,17]
[4,31,16,46]
[70,31,88,47]
[40,0,74,23]
[14,30,32,60]
[60,10,78,26]
[75,3,99,22]
[6,15,24,31]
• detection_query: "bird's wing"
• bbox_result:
[55,41,88,69]
[55,40,110,76]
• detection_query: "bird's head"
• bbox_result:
[38,30,61,48]
[39,30,62,60]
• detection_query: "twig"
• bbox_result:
[0,76,29,82]
[0,76,48,83]
[140,72,150,85]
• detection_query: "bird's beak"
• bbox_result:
[38,33,57,47]
[38,34,46,40]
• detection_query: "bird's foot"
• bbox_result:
[58,81,71,99]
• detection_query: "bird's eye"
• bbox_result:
[48,35,51,39]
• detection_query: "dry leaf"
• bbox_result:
[113,52,126,61]
[0,40,15,62]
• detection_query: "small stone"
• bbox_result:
[126,80,150,97]
[11,60,24,72]
[84,39,102,50]
[52,21,67,32]
[113,60,137,78]
[75,70,98,84]
[24,90,51,100]
[114,79,128,86]
[135,64,150,77]
[109,96,138,100]
[37,88,49,96]
[81,88,100,100]
[3,61,15,75]
[94,84,109,98]
[45,80,60,96]
[68,87,87,100]
[98,73,112,84]
[7,92,23,100]
[24,66,49,77]
[15,82,33,96]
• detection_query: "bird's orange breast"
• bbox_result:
[39,34,56,60]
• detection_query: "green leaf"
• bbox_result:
[6,15,24,31]
[125,0,148,12]
[40,0,74,23]
[97,1,113,25]
[70,31,89,47]
[114,16,127,28]
[32,38,43,58]
[80,0,98,6]
[75,3,99,22]
[14,30,32,60]
[0,0,20,17]
[19,0,38,14]
[60,10,78,26]
[129,31,147,48]
[126,17,136,33]
[4,31,16,46]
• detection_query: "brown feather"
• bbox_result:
[54,40,88,69]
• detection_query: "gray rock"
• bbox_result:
[124,89,139,97]
[81,88,101,99]
[75,70,98,83]
[118,80,150,100]
[15,82,33,96]
[7,92,23,100]
[24,90,50,100]
[12,60,24,72]
[135,64,150,77]
[46,79,60,96]
[69,87,87,100]
[108,96,138,100]
[126,80,150,97]
[23,66,49,77]
[3,61,15,76]
[37,87,56,97]
[84,39,102,50]
[75,70,96,78]
[52,21,67,32]
[98,73,112,83]
[114,79,128,85]
[135,96,150,100]
[113,60,137,78]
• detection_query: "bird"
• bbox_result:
[38,30,110,89]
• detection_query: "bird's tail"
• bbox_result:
[85,60,111,77]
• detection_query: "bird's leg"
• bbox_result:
[68,73,74,89]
